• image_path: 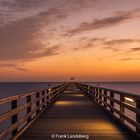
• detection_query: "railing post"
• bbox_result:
[44,90,47,106]
[95,88,98,103]
[42,90,45,108]
[99,89,102,105]
[46,89,50,105]
[104,90,107,108]
[136,98,140,134]
[91,87,95,100]
[48,89,52,103]
[110,91,114,114]
[11,99,18,136]
[97,88,100,103]
[27,95,31,123]
[120,95,124,122]
[36,92,40,114]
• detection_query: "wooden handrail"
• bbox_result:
[77,82,140,139]
[83,83,140,98]
[0,83,68,140]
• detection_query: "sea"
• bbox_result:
[0,82,61,99]
[86,82,140,96]
[0,82,140,99]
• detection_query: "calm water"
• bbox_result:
[0,82,140,99]
[86,82,140,96]
[0,82,61,99]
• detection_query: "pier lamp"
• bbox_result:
[124,97,134,102]
[124,97,135,106]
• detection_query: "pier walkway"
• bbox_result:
[0,83,140,140]
[19,85,136,140]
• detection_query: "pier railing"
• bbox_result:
[77,83,140,138]
[0,83,67,140]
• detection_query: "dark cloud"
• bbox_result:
[0,0,94,63]
[0,63,28,71]
[129,47,140,52]
[103,39,140,52]
[0,6,65,62]
[120,57,140,61]
[124,47,140,53]
[72,37,140,54]
[65,9,140,36]
[0,63,17,67]
[0,0,48,9]
[14,67,28,72]
[0,17,56,61]
[0,0,51,27]
[104,39,140,46]
[72,37,105,51]
[0,0,98,27]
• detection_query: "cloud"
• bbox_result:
[72,37,105,51]
[0,0,97,63]
[1,1,140,64]
[65,8,140,36]
[0,16,60,61]
[104,39,140,46]
[102,39,140,51]
[71,37,140,56]
[103,39,140,53]
[0,63,28,71]
[0,63,17,67]
[14,67,28,72]
[0,0,100,27]
[0,0,51,27]
[120,57,140,61]
[123,47,140,54]
[129,47,140,52]
[0,3,67,63]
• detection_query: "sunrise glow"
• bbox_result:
[0,0,140,82]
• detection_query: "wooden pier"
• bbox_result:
[0,83,140,140]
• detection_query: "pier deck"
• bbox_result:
[19,85,135,140]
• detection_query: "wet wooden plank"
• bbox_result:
[19,85,135,140]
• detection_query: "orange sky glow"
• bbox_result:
[0,0,140,82]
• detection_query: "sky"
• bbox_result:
[0,0,140,82]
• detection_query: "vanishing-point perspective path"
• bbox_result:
[19,84,135,140]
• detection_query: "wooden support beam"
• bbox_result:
[11,99,18,136]
[110,91,114,114]
[120,95,125,123]
[36,92,40,114]
[27,95,31,123]
[104,90,107,108]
